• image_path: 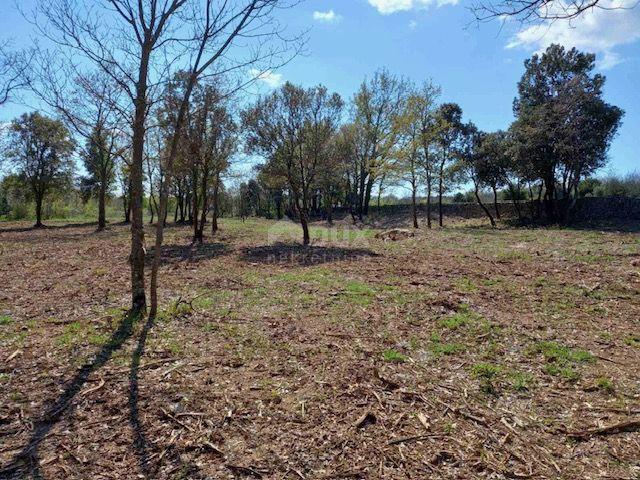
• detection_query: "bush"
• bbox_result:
[587,172,640,198]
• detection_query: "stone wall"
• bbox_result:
[321,197,640,223]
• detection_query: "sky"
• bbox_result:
[1,0,639,177]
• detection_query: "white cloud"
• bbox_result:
[409,20,418,29]
[249,69,284,88]
[368,0,458,15]
[507,0,640,69]
[313,10,342,23]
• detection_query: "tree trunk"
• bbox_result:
[438,165,444,227]
[97,182,107,231]
[426,177,432,229]
[192,176,199,240]
[357,164,366,221]
[149,195,155,224]
[544,178,555,222]
[124,196,131,223]
[34,193,44,228]
[174,197,179,224]
[363,176,374,216]
[211,176,220,233]
[186,193,192,224]
[475,184,495,227]
[326,197,333,226]
[411,184,418,229]
[301,213,310,246]
[492,186,500,221]
[194,173,208,244]
[128,46,151,313]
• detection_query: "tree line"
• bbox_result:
[238,44,623,234]
[0,0,626,317]
[2,43,625,238]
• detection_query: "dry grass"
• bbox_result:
[0,218,639,479]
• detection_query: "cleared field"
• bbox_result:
[1,219,639,479]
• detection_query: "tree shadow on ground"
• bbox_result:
[146,242,229,266]
[0,311,140,479]
[500,218,640,233]
[127,315,201,479]
[564,219,640,234]
[0,222,100,234]
[129,314,155,479]
[239,242,379,266]
[0,309,192,480]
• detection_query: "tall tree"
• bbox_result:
[37,0,301,313]
[176,81,237,243]
[243,83,343,244]
[395,81,440,229]
[5,112,75,227]
[80,124,119,230]
[458,125,497,227]
[350,69,408,220]
[511,44,623,220]
[472,130,510,221]
[433,103,464,227]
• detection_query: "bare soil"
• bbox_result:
[0,218,639,479]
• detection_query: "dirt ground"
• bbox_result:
[0,218,639,479]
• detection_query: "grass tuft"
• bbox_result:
[382,349,406,363]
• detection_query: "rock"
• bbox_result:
[375,228,416,241]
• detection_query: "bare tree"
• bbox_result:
[35,0,302,314]
[27,64,126,230]
[0,42,29,106]
[472,0,636,22]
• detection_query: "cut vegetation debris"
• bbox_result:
[0,218,639,479]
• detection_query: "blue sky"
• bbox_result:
[1,0,638,176]
[271,0,640,176]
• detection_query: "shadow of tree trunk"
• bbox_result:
[128,313,155,478]
[0,311,140,479]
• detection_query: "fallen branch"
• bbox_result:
[387,433,445,445]
[567,419,640,440]
[80,378,106,397]
[353,411,376,429]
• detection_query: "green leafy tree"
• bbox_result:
[393,81,441,229]
[511,44,623,220]
[433,103,464,227]
[458,124,499,227]
[350,69,409,220]
[80,124,118,230]
[6,112,75,227]
[243,82,343,244]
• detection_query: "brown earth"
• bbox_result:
[0,218,639,479]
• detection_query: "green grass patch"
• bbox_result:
[439,304,483,330]
[596,376,615,393]
[531,341,593,381]
[57,321,112,349]
[471,362,502,394]
[508,371,535,392]
[531,341,594,364]
[430,335,465,357]
[624,334,640,348]
[0,314,12,326]
[341,280,376,306]
[382,349,406,363]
